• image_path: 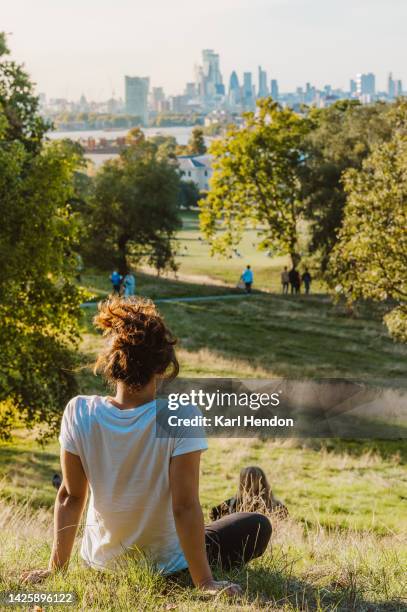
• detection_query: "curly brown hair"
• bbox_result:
[93,296,179,389]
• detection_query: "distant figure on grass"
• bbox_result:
[288,267,301,295]
[281,266,289,295]
[110,270,122,295]
[210,466,288,521]
[302,268,312,295]
[21,297,271,598]
[123,271,136,297]
[241,265,254,293]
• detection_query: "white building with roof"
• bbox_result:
[177,154,213,191]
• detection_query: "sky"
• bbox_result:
[2,0,406,101]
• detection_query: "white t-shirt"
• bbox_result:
[59,395,207,573]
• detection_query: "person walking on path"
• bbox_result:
[288,267,301,295]
[123,271,136,297]
[110,270,122,295]
[241,265,254,294]
[281,267,289,295]
[302,268,312,295]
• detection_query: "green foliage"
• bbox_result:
[188,127,207,155]
[0,34,49,153]
[301,100,392,271]
[86,138,181,274]
[152,113,203,127]
[200,98,309,264]
[179,180,201,209]
[0,34,83,439]
[329,102,407,341]
[51,112,142,130]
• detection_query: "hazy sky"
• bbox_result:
[3,0,406,100]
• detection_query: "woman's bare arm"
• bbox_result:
[169,451,213,587]
[21,449,88,584]
[48,449,88,570]
[169,451,240,596]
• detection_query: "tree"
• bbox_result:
[329,107,407,341]
[179,180,201,209]
[0,34,84,439]
[200,98,309,265]
[0,32,49,152]
[301,100,392,271]
[87,139,181,274]
[188,127,207,155]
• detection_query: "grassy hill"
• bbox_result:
[0,266,406,610]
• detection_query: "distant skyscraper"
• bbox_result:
[198,49,224,106]
[395,79,403,97]
[228,71,240,107]
[243,72,254,109]
[387,73,395,98]
[350,79,357,95]
[258,66,268,98]
[356,73,375,97]
[270,79,279,100]
[184,82,197,98]
[151,87,165,112]
[125,76,150,125]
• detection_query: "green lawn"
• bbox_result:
[0,436,406,610]
[1,262,406,610]
[151,210,326,293]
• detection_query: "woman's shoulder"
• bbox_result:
[65,395,105,419]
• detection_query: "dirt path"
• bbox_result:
[138,265,233,288]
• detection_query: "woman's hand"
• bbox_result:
[20,569,52,584]
[199,579,242,597]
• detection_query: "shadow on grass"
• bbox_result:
[0,443,58,508]
[166,563,406,611]
[238,564,407,611]
[309,438,407,464]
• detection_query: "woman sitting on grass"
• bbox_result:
[22,297,271,597]
[210,466,288,521]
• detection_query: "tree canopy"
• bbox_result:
[329,102,407,341]
[86,137,181,274]
[301,100,392,271]
[200,99,309,264]
[0,33,84,439]
[188,127,207,155]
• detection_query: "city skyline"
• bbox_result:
[2,0,406,101]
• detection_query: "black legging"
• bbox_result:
[205,512,272,569]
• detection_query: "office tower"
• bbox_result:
[387,73,395,99]
[228,71,240,107]
[356,73,375,96]
[151,87,165,112]
[350,79,357,95]
[305,82,315,103]
[169,95,189,113]
[258,66,268,98]
[199,49,224,104]
[184,82,197,98]
[270,79,279,100]
[125,76,150,125]
[243,72,254,109]
[395,80,403,97]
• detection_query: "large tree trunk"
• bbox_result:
[117,234,129,276]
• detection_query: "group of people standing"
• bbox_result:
[110,270,136,297]
[240,265,312,295]
[281,266,312,295]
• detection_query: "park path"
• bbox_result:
[81,293,251,308]
[138,265,233,288]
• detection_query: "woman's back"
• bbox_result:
[60,394,206,572]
